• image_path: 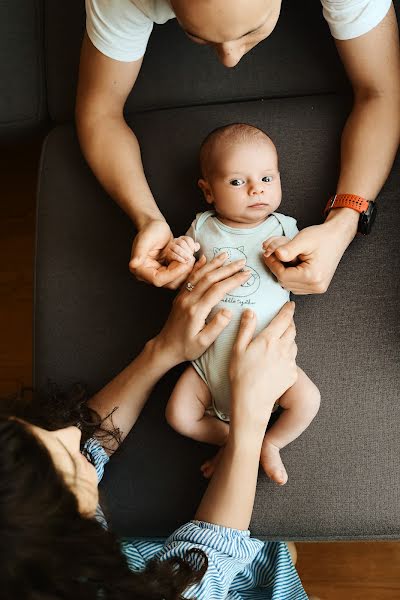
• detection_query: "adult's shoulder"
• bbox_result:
[320,0,392,40]
[133,0,176,24]
[85,0,175,62]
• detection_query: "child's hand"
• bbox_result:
[262,236,289,258]
[263,236,299,267]
[163,236,200,264]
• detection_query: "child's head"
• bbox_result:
[198,123,281,226]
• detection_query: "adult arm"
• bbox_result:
[195,303,297,530]
[264,5,400,294]
[76,35,191,288]
[153,305,305,599]
[89,254,252,452]
[331,3,400,208]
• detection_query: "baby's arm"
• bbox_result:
[162,236,200,264]
[166,365,229,446]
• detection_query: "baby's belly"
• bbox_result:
[193,284,291,420]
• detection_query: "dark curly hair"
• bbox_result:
[0,384,207,599]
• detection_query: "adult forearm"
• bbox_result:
[89,337,175,450]
[195,425,264,530]
[326,93,400,238]
[195,305,297,528]
[337,93,400,199]
[77,113,164,228]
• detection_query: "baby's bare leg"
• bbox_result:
[165,365,229,446]
[261,367,320,485]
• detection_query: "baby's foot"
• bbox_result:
[200,448,224,479]
[260,441,288,485]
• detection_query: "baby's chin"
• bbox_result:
[216,210,276,228]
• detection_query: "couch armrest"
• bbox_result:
[0,0,47,140]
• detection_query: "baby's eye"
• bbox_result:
[262,176,273,183]
[229,179,245,187]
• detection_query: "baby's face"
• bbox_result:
[200,139,282,226]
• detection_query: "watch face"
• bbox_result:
[359,202,377,235]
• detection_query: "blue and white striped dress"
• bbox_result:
[83,438,308,600]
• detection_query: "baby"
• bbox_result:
[164,124,320,485]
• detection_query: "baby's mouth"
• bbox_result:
[248,202,268,208]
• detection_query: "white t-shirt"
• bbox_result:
[85,0,392,62]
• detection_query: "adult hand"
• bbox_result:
[129,219,193,289]
[229,303,297,432]
[155,253,251,364]
[263,213,357,294]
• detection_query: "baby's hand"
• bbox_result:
[262,236,289,258]
[163,236,200,264]
[263,236,299,267]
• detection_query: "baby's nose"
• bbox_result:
[249,182,264,195]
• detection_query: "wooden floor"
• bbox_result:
[0,140,38,395]
[1,141,399,600]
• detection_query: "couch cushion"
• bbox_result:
[34,95,400,540]
[45,0,349,123]
[0,0,47,139]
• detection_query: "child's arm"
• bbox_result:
[162,235,200,264]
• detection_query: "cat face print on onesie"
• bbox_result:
[213,246,261,296]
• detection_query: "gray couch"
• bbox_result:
[4,1,400,540]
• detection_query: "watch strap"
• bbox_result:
[324,194,369,216]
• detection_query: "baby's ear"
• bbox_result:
[198,178,213,204]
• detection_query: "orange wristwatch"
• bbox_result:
[324,193,377,235]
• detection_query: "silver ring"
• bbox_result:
[186,282,195,292]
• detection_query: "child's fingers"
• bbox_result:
[262,236,282,258]
[176,237,198,260]
[262,239,275,258]
[177,236,200,255]
[171,243,193,262]
[185,238,200,253]
[262,236,277,249]
[179,238,196,258]
[181,238,201,258]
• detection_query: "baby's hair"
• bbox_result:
[199,123,276,178]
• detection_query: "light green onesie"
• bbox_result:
[187,210,299,422]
